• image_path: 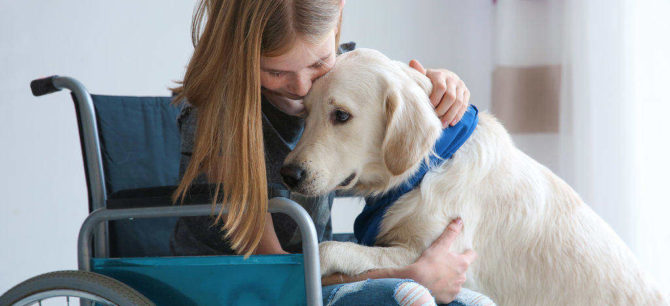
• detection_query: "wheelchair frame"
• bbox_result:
[22,75,324,305]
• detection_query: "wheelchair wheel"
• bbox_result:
[0,270,154,306]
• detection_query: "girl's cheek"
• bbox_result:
[261,76,285,91]
[315,67,331,79]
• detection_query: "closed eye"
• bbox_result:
[311,61,324,69]
[311,53,332,69]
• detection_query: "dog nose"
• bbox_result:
[280,164,305,189]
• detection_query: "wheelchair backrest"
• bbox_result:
[91,95,182,195]
[89,94,183,257]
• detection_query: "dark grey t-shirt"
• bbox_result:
[170,96,334,255]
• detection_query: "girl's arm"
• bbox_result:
[253,212,289,255]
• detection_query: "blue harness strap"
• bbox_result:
[354,105,479,246]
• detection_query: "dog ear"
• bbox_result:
[381,84,442,176]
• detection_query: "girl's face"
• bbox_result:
[260,29,337,116]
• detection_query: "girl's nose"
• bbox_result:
[289,73,313,98]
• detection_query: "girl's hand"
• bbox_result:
[410,60,471,128]
[402,218,477,303]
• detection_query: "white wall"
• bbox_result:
[0,0,194,293]
[0,0,494,293]
[340,0,494,111]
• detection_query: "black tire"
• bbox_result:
[0,270,154,306]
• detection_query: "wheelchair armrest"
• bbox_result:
[80,195,322,305]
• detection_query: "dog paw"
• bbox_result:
[319,241,374,277]
[319,241,343,276]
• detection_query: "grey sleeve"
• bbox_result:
[177,103,196,154]
[177,103,208,184]
[337,42,356,55]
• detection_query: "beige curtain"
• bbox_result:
[493,0,670,289]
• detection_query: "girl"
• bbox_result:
[171,1,489,305]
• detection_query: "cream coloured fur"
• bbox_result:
[283,48,667,305]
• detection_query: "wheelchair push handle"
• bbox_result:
[30,75,61,96]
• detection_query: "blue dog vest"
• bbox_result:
[353,105,479,246]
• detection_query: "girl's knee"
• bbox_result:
[394,281,437,306]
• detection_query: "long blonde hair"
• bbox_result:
[172,0,342,256]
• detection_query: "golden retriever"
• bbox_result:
[281,48,667,305]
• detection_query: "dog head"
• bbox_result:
[281,48,442,196]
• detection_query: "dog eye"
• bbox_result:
[333,109,351,124]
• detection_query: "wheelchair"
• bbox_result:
[0,76,322,306]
